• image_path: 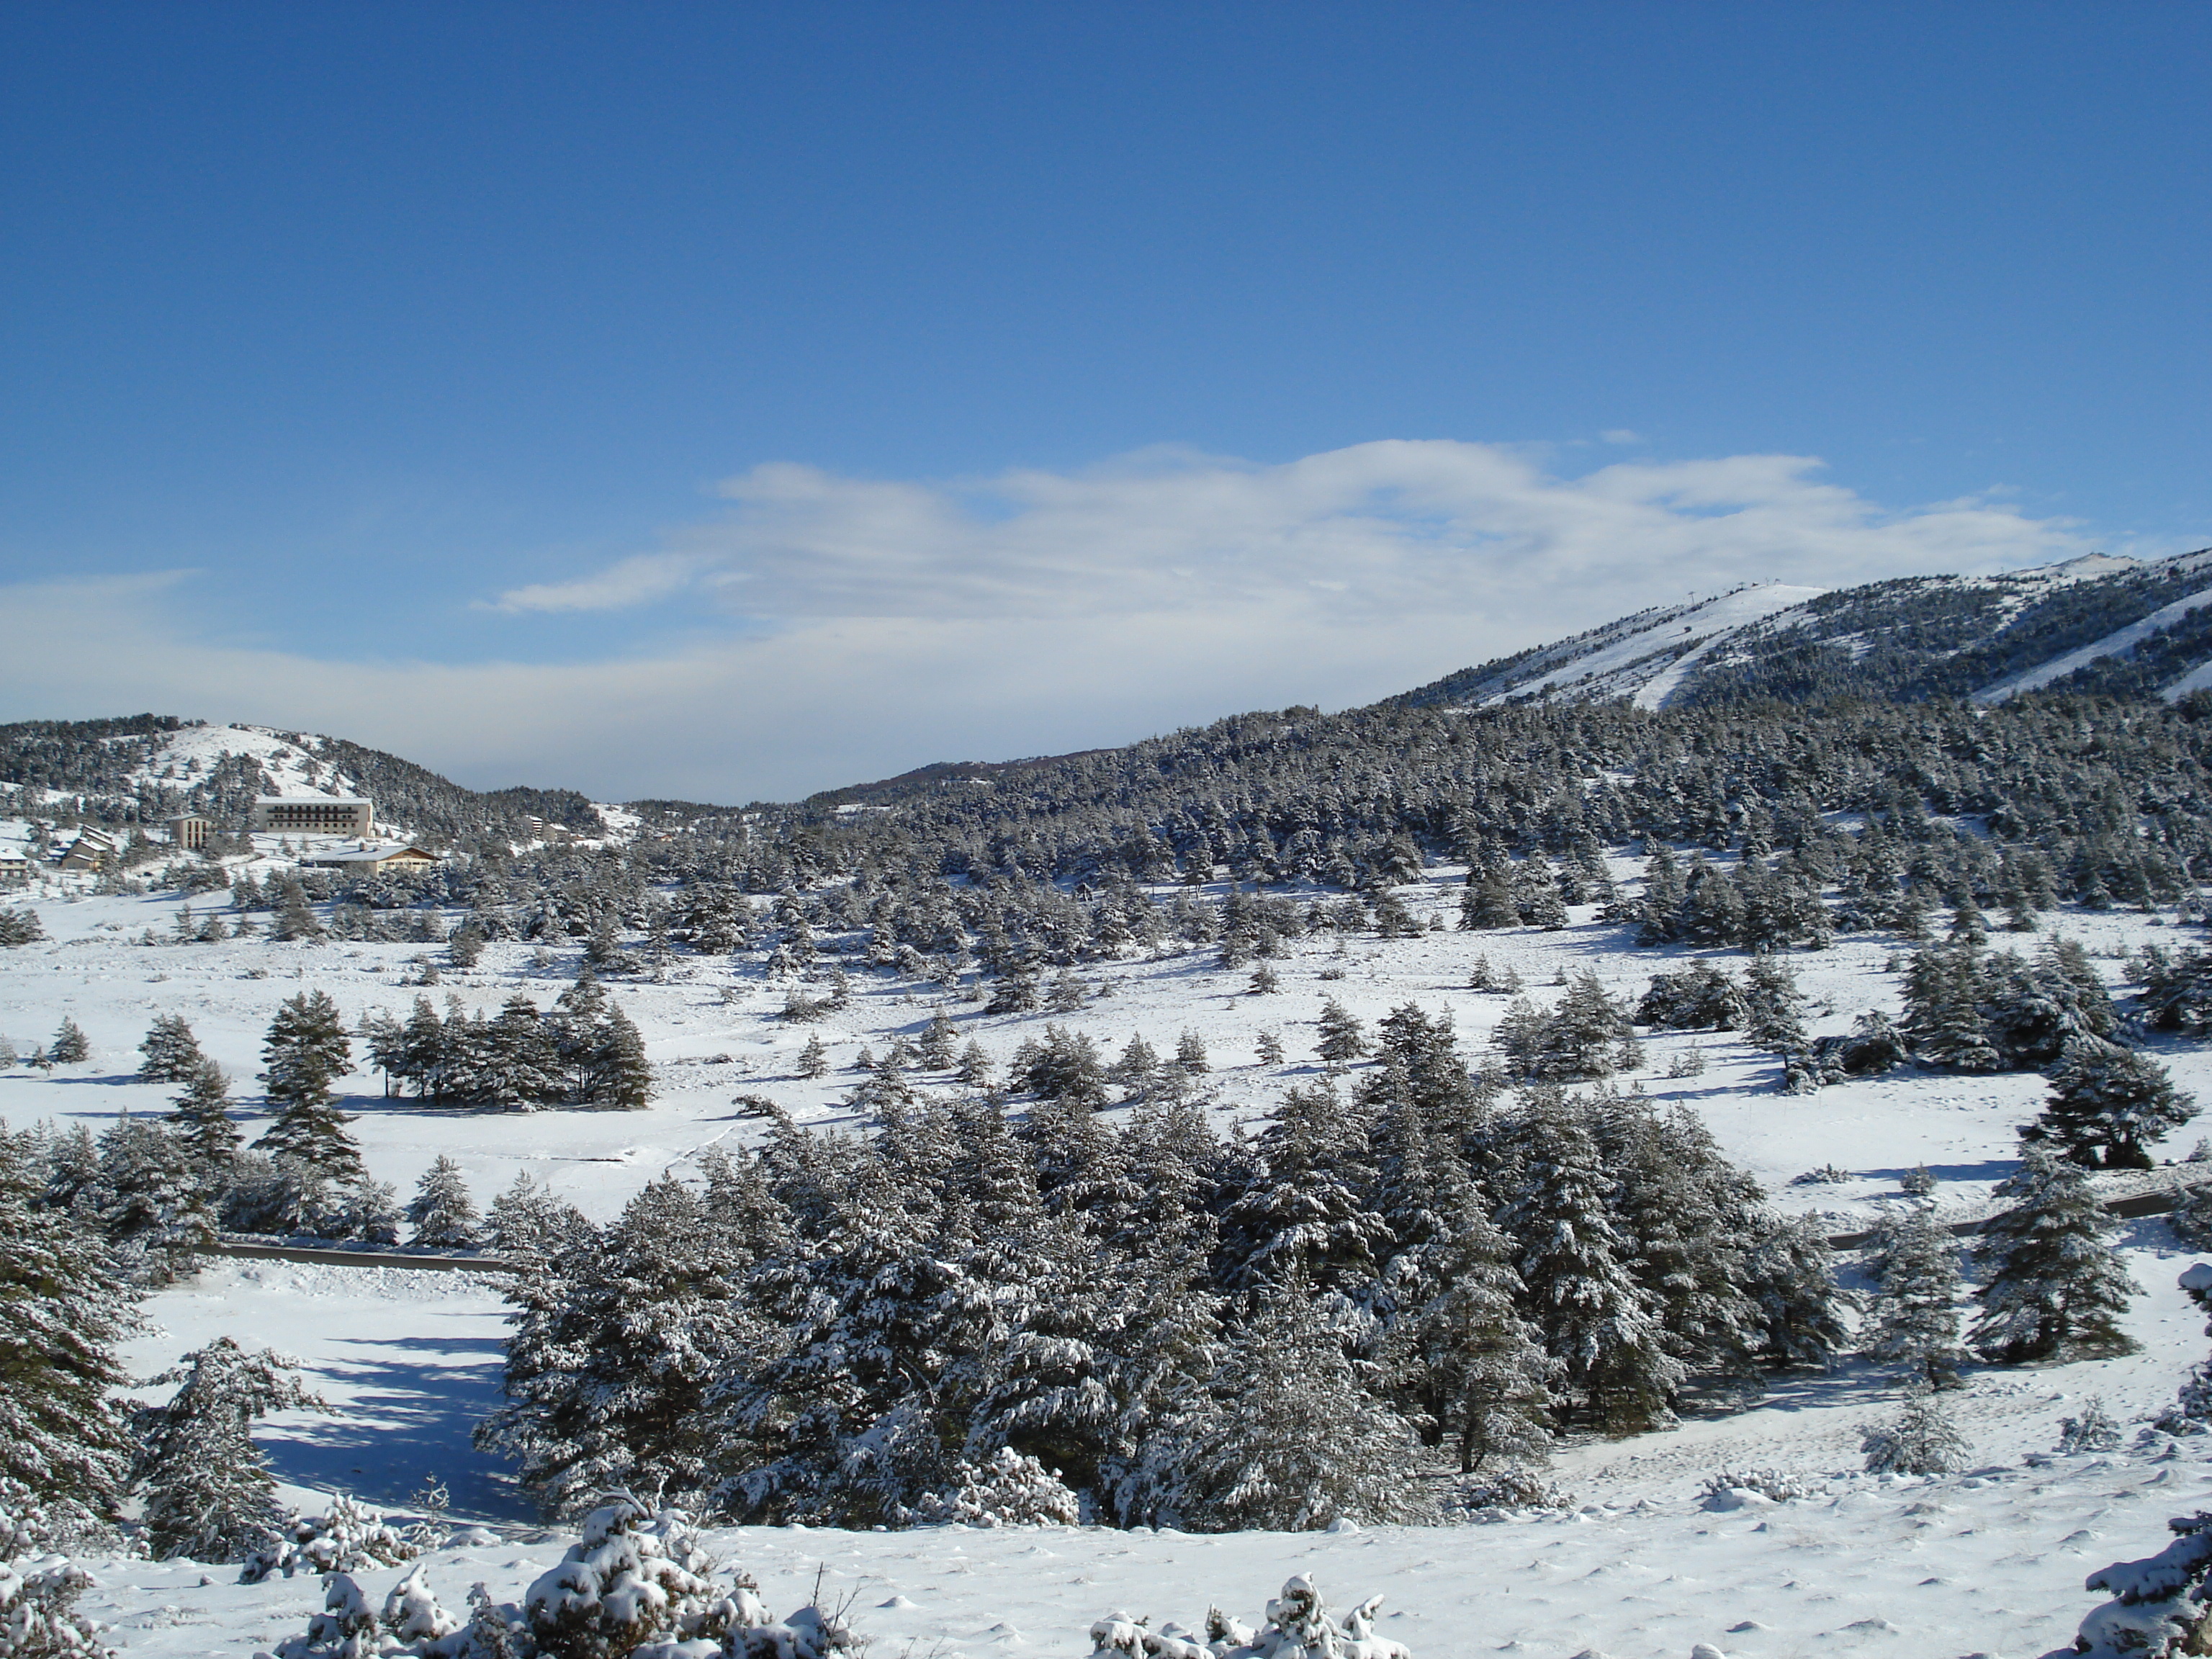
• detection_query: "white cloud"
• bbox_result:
[493,440,2091,627]
[4,441,2108,801]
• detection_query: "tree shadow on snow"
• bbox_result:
[257,1329,529,1523]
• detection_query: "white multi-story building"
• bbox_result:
[251,796,374,837]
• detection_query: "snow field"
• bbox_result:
[13,863,2212,1657]
[46,1446,2212,1659]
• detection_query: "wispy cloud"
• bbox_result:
[488,440,2090,626]
[5,441,2109,801]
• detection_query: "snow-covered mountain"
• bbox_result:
[1394,547,2212,712]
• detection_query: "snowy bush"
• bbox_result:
[523,1498,720,1659]
[2059,1398,2126,1455]
[903,1448,1081,1527]
[1859,1388,1970,1475]
[1442,1468,1573,1516]
[240,1494,417,1583]
[1699,1468,1817,1505]
[0,1557,109,1659]
[1088,1575,1410,1659]
[268,1572,379,1659]
[2077,1511,2212,1659]
[0,1485,114,1568]
[1789,1165,1852,1187]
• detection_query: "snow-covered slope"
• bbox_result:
[1393,548,2212,714]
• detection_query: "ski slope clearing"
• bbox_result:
[1473,587,1827,709]
[1976,580,2212,703]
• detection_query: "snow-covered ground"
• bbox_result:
[9,866,2212,1657]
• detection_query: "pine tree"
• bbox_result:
[477,1173,754,1518]
[408,1156,480,1249]
[1863,1209,1967,1389]
[136,1015,205,1084]
[268,876,324,943]
[796,1033,830,1077]
[2025,1037,2196,1170]
[1396,1187,1558,1473]
[917,1010,960,1069]
[1166,1282,1432,1531]
[482,1172,593,1271]
[1215,1079,1391,1298]
[955,1039,996,1089]
[475,994,566,1111]
[1743,1214,1851,1370]
[0,1126,135,1525]
[1970,1148,2139,1363]
[1314,999,1368,1067]
[166,1058,241,1169]
[1860,1385,1969,1475]
[259,990,353,1114]
[585,1005,654,1110]
[1498,1100,1682,1433]
[1174,1030,1210,1076]
[132,1338,325,1561]
[94,1118,216,1285]
[1460,864,1521,932]
[48,1018,89,1065]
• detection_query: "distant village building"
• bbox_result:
[168,814,213,850]
[297,842,440,873]
[0,848,31,887]
[251,796,374,837]
[57,827,116,873]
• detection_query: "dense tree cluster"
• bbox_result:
[481,1009,1851,1529]
[360,974,652,1111]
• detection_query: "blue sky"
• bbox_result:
[2,3,2206,801]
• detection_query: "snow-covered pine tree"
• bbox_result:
[1314,999,1368,1067]
[1603,1102,1763,1385]
[473,995,565,1111]
[1393,1184,1557,1473]
[258,990,354,1133]
[477,1172,753,1518]
[1460,863,1520,932]
[406,1156,480,1249]
[132,1337,325,1562]
[1859,1384,1969,1474]
[136,1015,205,1084]
[1740,958,1806,1052]
[1863,1208,1968,1389]
[796,1033,830,1078]
[2025,1036,2196,1170]
[1164,1278,1431,1532]
[0,1125,135,1529]
[1970,1146,2139,1363]
[1497,1096,1682,1433]
[584,1004,653,1110]
[93,1118,215,1285]
[716,1139,960,1526]
[481,1172,593,1271]
[48,1019,89,1065]
[166,1058,241,1169]
[1743,1213,1851,1370]
[1214,1079,1391,1302]
[1174,1030,1210,1076]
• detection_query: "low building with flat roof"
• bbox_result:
[252,796,374,837]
